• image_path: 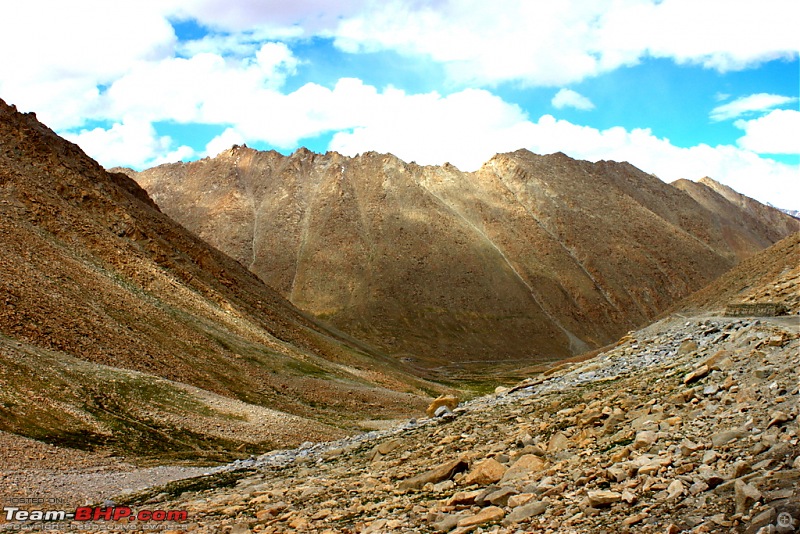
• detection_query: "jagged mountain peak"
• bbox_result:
[131,144,799,378]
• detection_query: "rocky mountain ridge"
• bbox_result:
[127,147,800,378]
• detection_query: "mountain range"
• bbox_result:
[124,147,799,380]
[2,94,798,465]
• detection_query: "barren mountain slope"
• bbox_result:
[671,231,800,315]
[672,178,795,256]
[129,148,798,374]
[4,234,798,530]
[0,98,444,461]
[696,177,799,241]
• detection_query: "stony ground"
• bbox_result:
[18,313,795,534]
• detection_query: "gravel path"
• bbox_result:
[0,431,211,507]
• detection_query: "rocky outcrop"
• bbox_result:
[128,148,799,374]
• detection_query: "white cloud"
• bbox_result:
[710,93,798,121]
[333,0,610,86]
[0,1,176,129]
[552,89,595,111]
[64,118,194,169]
[170,0,369,33]
[734,109,800,154]
[331,0,799,86]
[1,0,796,209]
[595,0,798,72]
[206,128,246,157]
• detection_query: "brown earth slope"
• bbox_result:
[0,98,445,461]
[671,231,800,315]
[128,148,799,376]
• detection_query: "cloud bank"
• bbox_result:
[1,0,797,208]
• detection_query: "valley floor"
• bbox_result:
[2,313,797,533]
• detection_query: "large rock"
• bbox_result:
[502,501,549,525]
[398,458,469,490]
[463,458,507,486]
[457,506,505,528]
[587,490,622,507]
[501,454,547,483]
[426,395,459,418]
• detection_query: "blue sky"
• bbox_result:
[1,0,798,208]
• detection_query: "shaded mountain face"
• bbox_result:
[672,231,800,315]
[128,147,800,376]
[0,98,443,459]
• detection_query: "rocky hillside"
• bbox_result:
[101,242,799,533]
[0,98,448,462]
[672,231,800,316]
[672,178,798,251]
[127,148,799,377]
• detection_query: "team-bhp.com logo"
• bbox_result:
[4,505,187,522]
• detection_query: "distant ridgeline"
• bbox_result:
[725,302,788,317]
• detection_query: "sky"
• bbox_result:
[1,0,798,209]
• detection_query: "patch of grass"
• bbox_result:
[284,359,332,378]
[113,469,257,506]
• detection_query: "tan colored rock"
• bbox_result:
[610,446,631,463]
[730,460,751,479]
[766,410,791,428]
[680,438,703,456]
[622,512,648,526]
[426,395,459,418]
[666,479,684,500]
[501,454,546,483]
[376,438,404,455]
[621,489,637,504]
[463,458,507,486]
[547,431,570,452]
[711,429,747,447]
[633,430,658,450]
[701,350,731,370]
[734,479,762,514]
[684,365,710,384]
[398,457,468,490]
[485,487,517,506]
[431,513,468,532]
[587,490,622,507]
[606,465,628,482]
[447,490,483,506]
[457,506,504,528]
[501,501,548,526]
[507,493,537,508]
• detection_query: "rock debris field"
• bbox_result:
[7,314,800,533]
